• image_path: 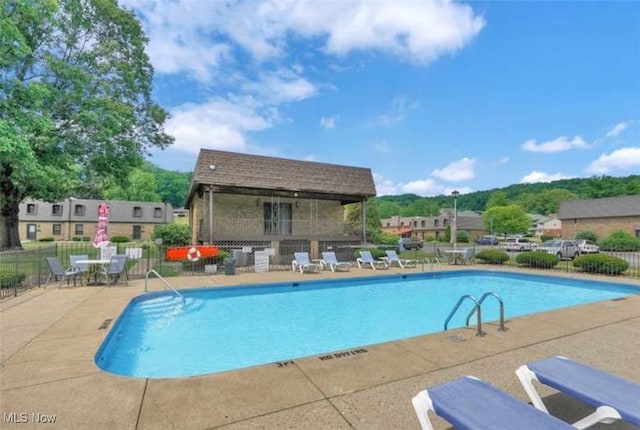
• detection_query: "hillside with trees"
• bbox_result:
[377,175,640,218]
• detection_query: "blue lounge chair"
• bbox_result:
[384,250,417,268]
[292,252,320,274]
[517,356,640,428]
[321,252,350,272]
[356,250,388,270]
[412,376,574,430]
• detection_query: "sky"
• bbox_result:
[124,0,640,197]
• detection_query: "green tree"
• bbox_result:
[403,198,440,217]
[344,198,382,243]
[104,169,161,202]
[151,223,191,247]
[377,200,403,219]
[485,191,509,209]
[0,0,172,248]
[483,205,531,236]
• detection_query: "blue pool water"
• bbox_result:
[96,271,639,378]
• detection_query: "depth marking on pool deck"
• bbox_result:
[98,319,113,330]
[274,349,369,368]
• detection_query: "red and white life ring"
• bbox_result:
[187,247,201,262]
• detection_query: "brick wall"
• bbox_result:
[561,216,640,239]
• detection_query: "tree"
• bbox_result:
[103,169,161,202]
[377,200,403,219]
[485,191,509,209]
[344,198,382,243]
[482,205,531,236]
[0,0,173,248]
[403,198,440,217]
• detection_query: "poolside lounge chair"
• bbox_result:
[412,376,574,430]
[101,254,129,286]
[516,355,640,429]
[356,250,389,270]
[292,252,320,274]
[321,252,350,272]
[384,250,417,268]
[462,247,475,265]
[45,257,81,288]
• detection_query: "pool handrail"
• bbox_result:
[145,269,185,304]
[444,294,485,336]
[465,292,506,332]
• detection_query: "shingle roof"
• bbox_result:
[188,149,376,201]
[558,195,640,219]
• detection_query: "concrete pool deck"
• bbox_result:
[1,265,639,429]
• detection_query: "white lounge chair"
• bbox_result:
[384,250,417,268]
[516,356,640,429]
[292,252,320,273]
[356,250,388,270]
[412,375,574,430]
[321,252,350,272]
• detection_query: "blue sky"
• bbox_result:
[125,0,640,196]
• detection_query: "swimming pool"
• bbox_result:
[95,271,639,378]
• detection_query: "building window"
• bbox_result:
[53,224,62,235]
[133,206,142,217]
[400,222,404,227]
[434,219,439,227]
[443,219,448,227]
[133,225,142,240]
[52,204,62,216]
[74,204,85,216]
[421,220,425,227]
[263,202,292,235]
[154,207,163,218]
[386,222,390,227]
[75,224,84,235]
[413,221,417,227]
[27,203,37,215]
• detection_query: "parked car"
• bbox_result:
[576,240,599,254]
[537,239,581,260]
[475,235,499,245]
[503,237,536,252]
[398,237,423,251]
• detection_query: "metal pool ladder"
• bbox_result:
[145,269,185,305]
[444,295,485,336]
[466,292,506,332]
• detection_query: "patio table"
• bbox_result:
[76,259,110,285]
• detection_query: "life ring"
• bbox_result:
[187,247,201,262]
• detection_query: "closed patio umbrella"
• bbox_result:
[92,203,110,248]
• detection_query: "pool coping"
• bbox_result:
[1,265,639,429]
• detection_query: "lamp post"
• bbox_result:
[67,197,76,241]
[451,190,459,249]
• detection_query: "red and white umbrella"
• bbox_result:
[92,203,110,248]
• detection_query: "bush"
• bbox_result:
[598,230,640,252]
[475,249,510,265]
[38,237,55,242]
[540,234,559,243]
[72,236,82,241]
[110,235,130,243]
[576,230,598,242]
[423,235,436,242]
[81,236,91,242]
[377,232,400,246]
[152,223,191,247]
[0,271,26,288]
[572,254,629,275]
[354,247,386,259]
[515,251,559,268]
[457,231,469,243]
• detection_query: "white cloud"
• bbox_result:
[495,156,509,165]
[431,157,475,181]
[587,147,640,174]
[521,136,588,153]
[242,68,317,104]
[372,139,390,153]
[371,96,419,128]
[605,122,629,138]
[373,173,473,197]
[320,116,337,129]
[400,179,440,195]
[125,0,485,82]
[520,171,572,184]
[165,98,273,154]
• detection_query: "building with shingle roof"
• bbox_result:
[186,150,376,259]
[380,211,486,242]
[558,195,640,238]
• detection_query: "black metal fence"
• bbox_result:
[0,240,363,299]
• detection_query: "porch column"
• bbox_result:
[209,185,214,244]
[362,198,367,245]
